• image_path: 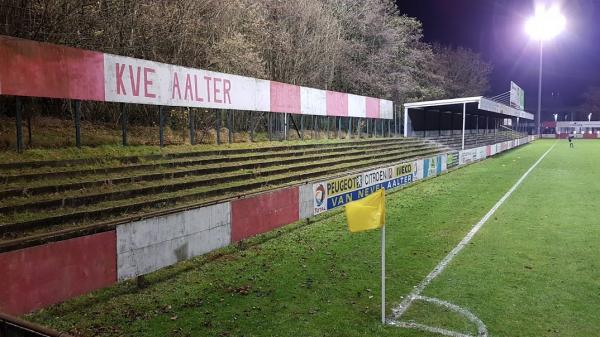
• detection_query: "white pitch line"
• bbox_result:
[391,142,557,320]
[389,321,473,337]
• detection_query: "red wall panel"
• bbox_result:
[0,35,105,100]
[326,91,349,117]
[365,97,381,118]
[269,81,301,114]
[0,231,116,315]
[231,187,300,242]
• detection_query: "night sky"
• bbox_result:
[397,0,600,115]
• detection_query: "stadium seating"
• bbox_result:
[0,137,446,245]
[425,131,527,150]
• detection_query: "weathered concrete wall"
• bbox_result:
[0,231,116,315]
[298,184,314,220]
[116,202,231,280]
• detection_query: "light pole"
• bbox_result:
[526,5,566,136]
[588,113,592,122]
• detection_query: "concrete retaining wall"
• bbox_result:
[116,203,231,280]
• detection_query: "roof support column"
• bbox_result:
[403,107,408,137]
[462,103,466,150]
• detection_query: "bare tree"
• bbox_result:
[431,44,493,98]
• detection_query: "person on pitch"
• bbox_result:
[568,134,574,148]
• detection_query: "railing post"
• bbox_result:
[250,111,255,142]
[228,110,233,144]
[159,106,165,148]
[15,97,23,153]
[189,108,195,145]
[216,110,222,145]
[268,112,272,141]
[121,103,128,146]
[358,118,362,138]
[348,117,353,139]
[300,114,304,140]
[74,100,81,148]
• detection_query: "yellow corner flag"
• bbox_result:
[345,188,385,233]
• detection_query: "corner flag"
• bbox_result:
[345,188,385,233]
[344,188,387,324]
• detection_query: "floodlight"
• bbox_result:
[525,5,566,41]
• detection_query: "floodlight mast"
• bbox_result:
[526,5,566,136]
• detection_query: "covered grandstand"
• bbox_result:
[403,96,534,150]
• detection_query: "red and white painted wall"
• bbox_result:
[0,35,393,119]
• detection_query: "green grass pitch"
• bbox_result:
[29,139,600,337]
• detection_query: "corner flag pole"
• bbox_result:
[381,223,386,324]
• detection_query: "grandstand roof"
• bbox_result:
[404,96,534,120]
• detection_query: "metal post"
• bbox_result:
[337,117,342,139]
[366,119,370,137]
[158,106,165,147]
[537,40,544,136]
[326,116,330,138]
[348,117,352,139]
[268,113,272,141]
[15,97,23,153]
[121,103,128,146]
[300,115,304,140]
[74,100,81,148]
[189,109,196,145]
[284,113,288,141]
[381,223,386,324]
[250,111,255,142]
[228,110,233,144]
[403,108,409,137]
[216,110,222,145]
[358,118,362,138]
[462,103,466,150]
[387,119,391,137]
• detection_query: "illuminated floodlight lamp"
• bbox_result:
[525,5,566,41]
[526,4,566,136]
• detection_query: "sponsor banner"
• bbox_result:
[326,175,414,210]
[446,151,460,169]
[510,81,525,110]
[313,161,417,215]
[423,155,444,179]
[0,36,394,119]
[459,148,478,165]
[476,146,487,160]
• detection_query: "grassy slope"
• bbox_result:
[28,141,554,337]
[414,139,600,337]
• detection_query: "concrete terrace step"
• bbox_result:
[0,143,438,213]
[0,138,407,171]
[0,146,443,242]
